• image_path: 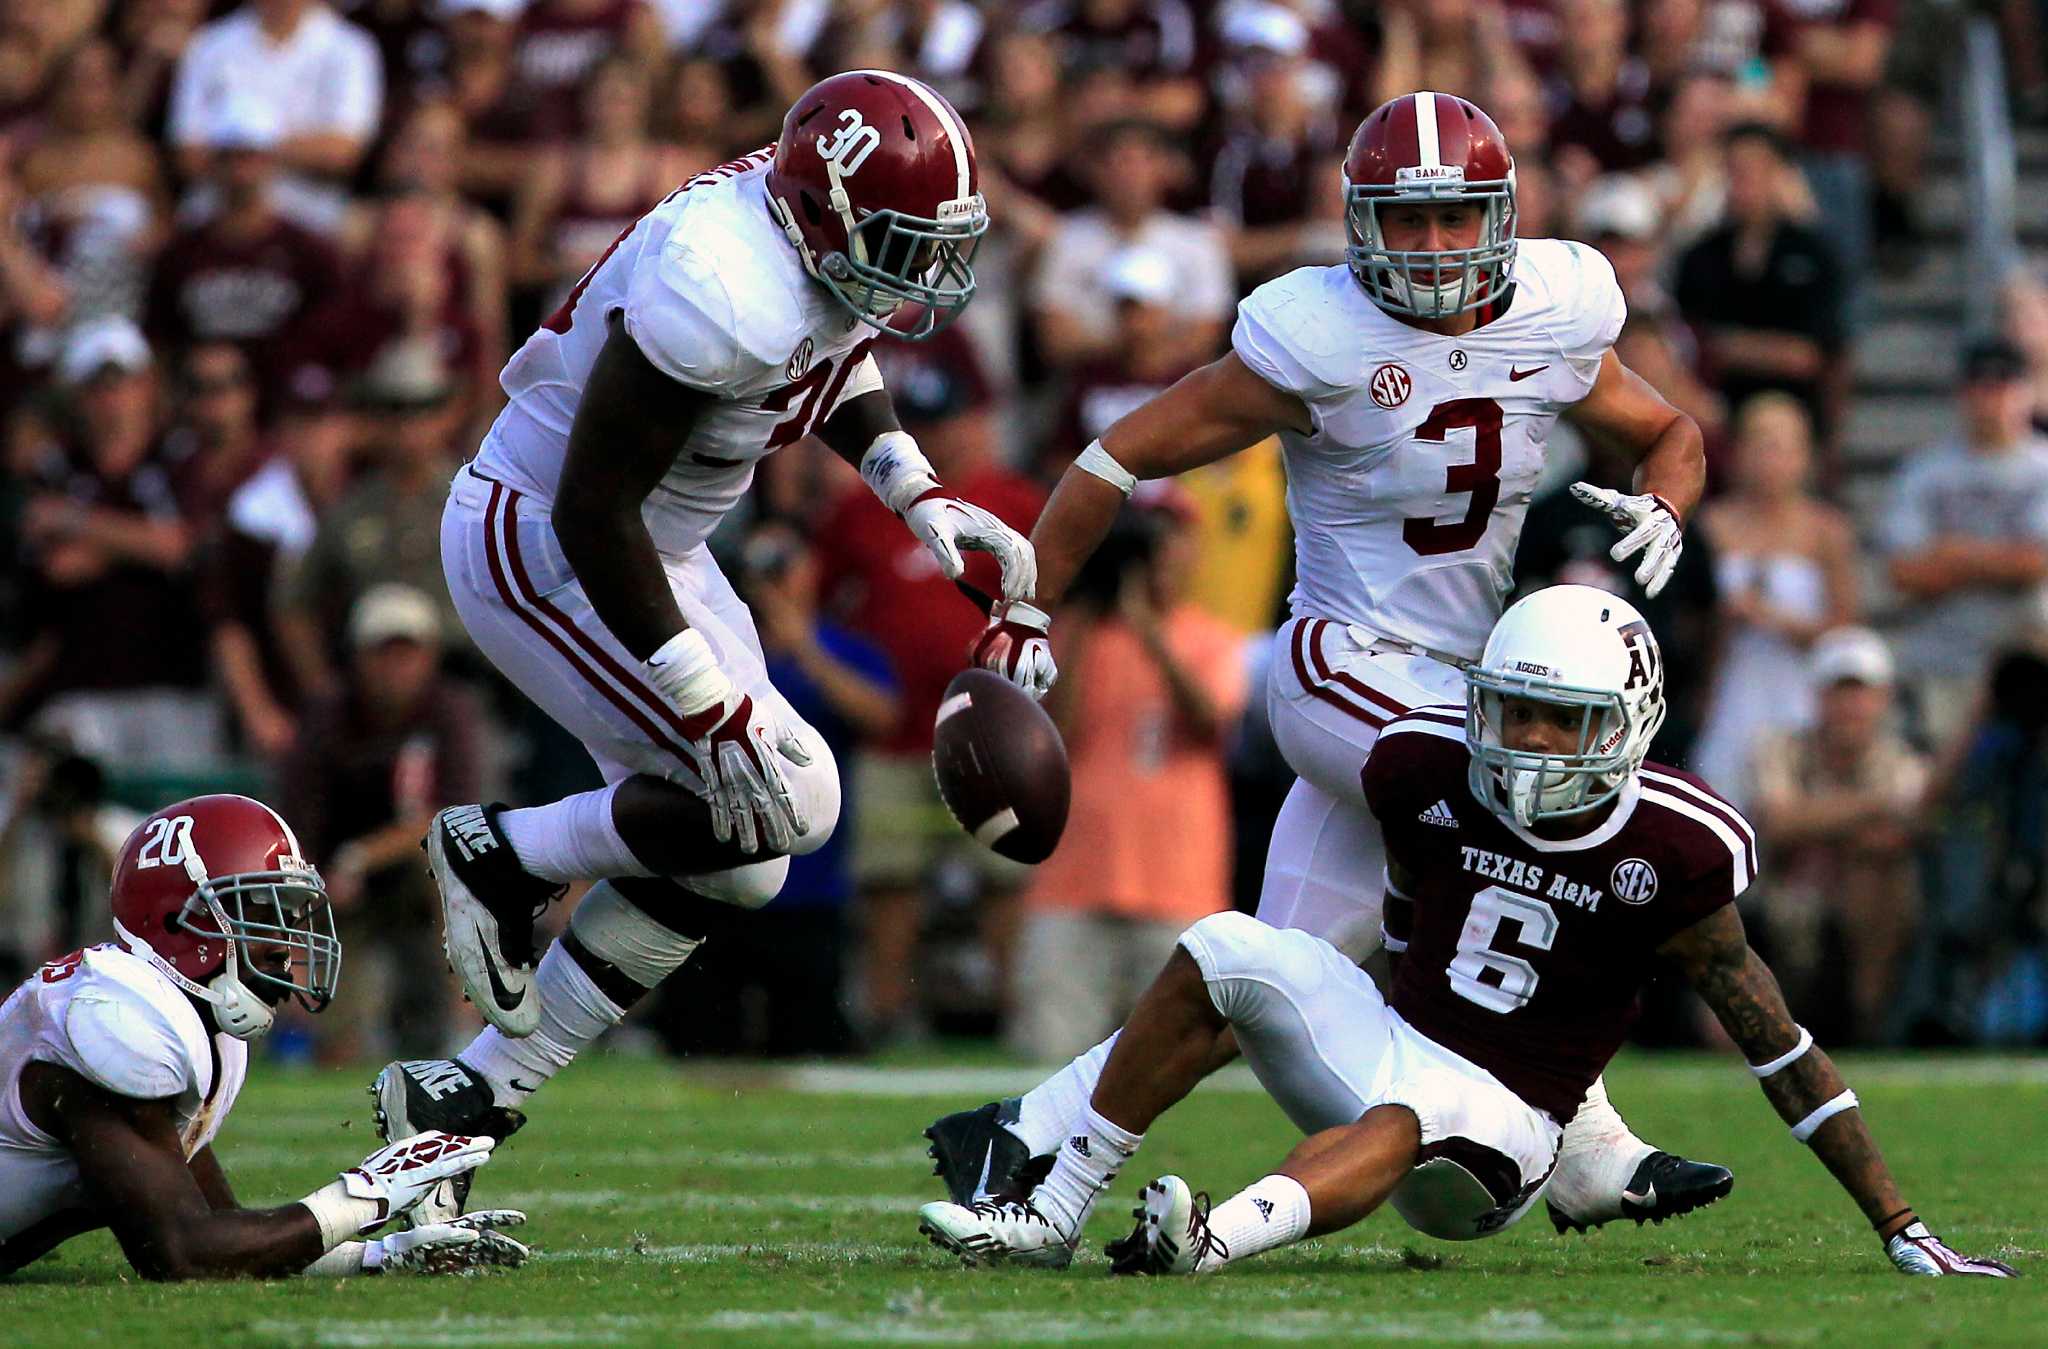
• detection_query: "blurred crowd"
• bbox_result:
[4,0,2048,1063]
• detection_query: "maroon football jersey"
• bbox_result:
[1362,706,1757,1121]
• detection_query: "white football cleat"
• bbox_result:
[426,804,560,1038]
[1106,1176,1228,1276]
[918,1198,1074,1269]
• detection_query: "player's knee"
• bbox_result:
[1178,911,1305,1022]
[684,857,790,910]
[783,734,840,857]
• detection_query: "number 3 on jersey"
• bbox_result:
[1448,885,1558,1013]
[1403,398,1502,557]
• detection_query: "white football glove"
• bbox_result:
[904,490,1039,602]
[340,1131,498,1227]
[1884,1221,2017,1278]
[969,601,1058,700]
[376,1209,530,1274]
[1568,482,1684,598]
[647,630,812,855]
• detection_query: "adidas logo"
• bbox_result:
[1419,800,1459,828]
[443,805,497,863]
[1252,1197,1275,1222]
[1068,1135,1091,1158]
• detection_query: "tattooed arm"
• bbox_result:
[1659,906,2014,1277]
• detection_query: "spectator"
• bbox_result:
[282,583,484,1061]
[0,743,138,985]
[0,318,216,768]
[828,0,990,116]
[145,94,344,413]
[1576,174,1727,452]
[111,0,210,138]
[0,161,72,417]
[1019,0,1205,133]
[1692,394,1858,803]
[1206,4,1346,289]
[167,0,386,234]
[1029,119,1232,371]
[1641,0,1801,126]
[655,523,899,1058]
[438,0,539,207]
[13,39,165,330]
[1010,488,1247,1059]
[815,326,1043,1042]
[661,56,746,174]
[1881,337,2048,747]
[1673,122,1846,454]
[508,0,665,141]
[1543,0,1661,178]
[2002,269,2048,436]
[1788,0,1899,297]
[509,55,691,311]
[1748,627,1927,1044]
[1374,0,1531,110]
[274,338,467,703]
[1049,248,1195,467]
[1641,72,1734,264]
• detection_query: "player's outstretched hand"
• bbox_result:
[378,1210,530,1274]
[970,601,1057,700]
[1885,1220,2017,1277]
[1568,482,1684,598]
[905,490,1039,602]
[341,1131,498,1227]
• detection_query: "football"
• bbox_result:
[931,669,1071,864]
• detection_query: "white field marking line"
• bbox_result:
[217,1143,935,1169]
[249,1315,664,1348]
[537,1241,914,1266]
[496,1188,923,1214]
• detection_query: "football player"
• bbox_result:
[367,72,1035,1156]
[934,90,1722,1234]
[0,795,525,1281]
[920,587,2015,1280]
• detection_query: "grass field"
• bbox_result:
[4,1050,2042,1346]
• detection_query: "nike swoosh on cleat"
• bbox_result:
[477,925,524,1011]
[1509,364,1549,381]
[1621,1183,1656,1210]
[509,1077,539,1094]
[974,1145,995,1200]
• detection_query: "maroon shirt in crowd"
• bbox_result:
[282,676,484,861]
[1790,0,1898,154]
[1546,60,1662,173]
[145,216,342,404]
[1364,707,1754,1122]
[511,0,645,137]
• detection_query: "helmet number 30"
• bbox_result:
[1447,885,1558,1014]
[817,109,881,176]
[135,815,196,870]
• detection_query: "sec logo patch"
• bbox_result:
[1611,858,1659,905]
[1369,362,1411,409]
[787,337,815,381]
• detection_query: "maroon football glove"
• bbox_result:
[968,601,1057,700]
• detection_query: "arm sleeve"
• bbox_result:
[63,990,197,1102]
[622,247,765,393]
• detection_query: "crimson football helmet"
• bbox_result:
[1344,92,1517,319]
[110,794,338,1041]
[766,69,988,340]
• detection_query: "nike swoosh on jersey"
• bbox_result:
[1509,365,1550,381]
[478,925,525,1011]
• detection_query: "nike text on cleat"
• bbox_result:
[427,804,563,1038]
[1547,1151,1734,1234]
[1106,1176,1228,1276]
[368,1059,525,1229]
[923,1100,1053,1204]
[918,1198,1074,1269]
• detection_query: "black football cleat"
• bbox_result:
[1547,1150,1734,1234]
[370,1058,526,1228]
[426,803,563,1037]
[924,1099,1053,1204]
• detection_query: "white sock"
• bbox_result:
[1546,1075,1655,1218]
[457,939,625,1106]
[1008,1032,1118,1160]
[1204,1174,1311,1268]
[1029,1106,1142,1241]
[497,785,652,883]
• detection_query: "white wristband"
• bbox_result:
[1075,439,1137,497]
[1791,1089,1859,1142]
[645,629,731,717]
[1749,1026,1814,1077]
[300,1179,384,1249]
[860,430,940,515]
[303,1240,371,1277]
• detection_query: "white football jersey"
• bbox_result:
[1234,238,1625,662]
[0,944,248,1241]
[472,150,885,556]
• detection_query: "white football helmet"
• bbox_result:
[1465,585,1666,827]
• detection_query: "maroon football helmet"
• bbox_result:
[1344,92,1517,319]
[110,794,337,1040]
[765,69,988,340]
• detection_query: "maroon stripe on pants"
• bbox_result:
[1290,619,1386,729]
[1305,620,1412,718]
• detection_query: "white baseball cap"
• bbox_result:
[58,315,153,385]
[439,0,527,18]
[350,584,443,649]
[1101,247,1177,307]
[206,91,284,152]
[1578,175,1660,242]
[1221,3,1310,58]
[1811,626,1894,687]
